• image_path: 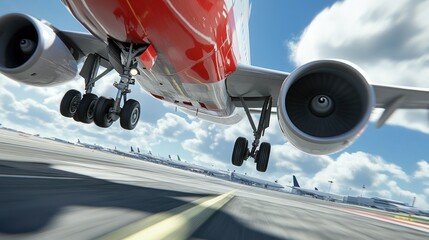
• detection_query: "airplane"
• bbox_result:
[371,197,428,216]
[290,175,343,201]
[76,139,104,150]
[46,137,74,145]
[181,161,231,179]
[1,1,429,173]
[231,172,284,190]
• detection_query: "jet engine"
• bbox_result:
[0,13,78,86]
[277,59,375,155]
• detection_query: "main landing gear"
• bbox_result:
[60,41,147,130]
[231,97,272,172]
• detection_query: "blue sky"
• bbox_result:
[0,1,429,208]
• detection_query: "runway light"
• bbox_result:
[130,68,139,76]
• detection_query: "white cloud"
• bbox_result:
[271,142,333,175]
[386,181,429,208]
[307,152,408,189]
[288,0,429,134]
[180,120,231,169]
[271,150,428,208]
[153,113,192,142]
[414,160,429,179]
[215,117,254,143]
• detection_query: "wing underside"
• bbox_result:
[226,64,429,126]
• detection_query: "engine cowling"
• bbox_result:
[0,13,78,86]
[277,59,375,155]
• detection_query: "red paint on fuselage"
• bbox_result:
[139,44,157,70]
[62,0,238,84]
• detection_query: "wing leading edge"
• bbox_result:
[372,84,429,127]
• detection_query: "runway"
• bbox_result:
[0,129,428,240]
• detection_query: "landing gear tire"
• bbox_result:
[120,99,140,130]
[256,142,271,172]
[232,137,248,166]
[75,93,98,124]
[60,90,81,118]
[94,96,114,128]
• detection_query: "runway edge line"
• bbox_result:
[98,189,237,240]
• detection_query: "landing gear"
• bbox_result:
[231,96,272,172]
[120,99,141,130]
[75,93,98,123]
[232,137,248,166]
[60,89,81,117]
[94,97,114,128]
[59,41,148,130]
[256,142,271,172]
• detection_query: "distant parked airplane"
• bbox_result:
[76,139,104,150]
[231,172,284,190]
[290,175,343,201]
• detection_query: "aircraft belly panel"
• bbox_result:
[136,64,235,118]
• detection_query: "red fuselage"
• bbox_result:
[62,0,250,120]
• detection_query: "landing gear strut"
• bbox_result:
[60,40,147,130]
[231,96,272,172]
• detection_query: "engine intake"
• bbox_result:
[277,59,375,155]
[0,13,78,86]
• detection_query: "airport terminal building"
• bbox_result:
[345,196,409,211]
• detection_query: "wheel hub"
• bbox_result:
[86,100,97,119]
[130,107,139,125]
[69,96,80,114]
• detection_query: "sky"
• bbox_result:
[0,0,428,208]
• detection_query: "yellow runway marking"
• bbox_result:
[99,189,237,240]
[394,215,414,221]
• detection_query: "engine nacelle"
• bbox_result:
[277,59,375,155]
[0,13,78,86]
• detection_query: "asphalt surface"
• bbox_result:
[0,128,428,240]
